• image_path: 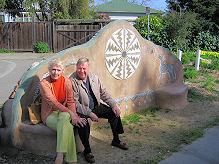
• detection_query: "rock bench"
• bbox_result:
[1,98,84,154]
[0,20,188,154]
[154,82,188,110]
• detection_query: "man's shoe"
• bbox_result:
[84,152,95,163]
[111,140,128,150]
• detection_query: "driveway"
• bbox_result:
[0,53,53,104]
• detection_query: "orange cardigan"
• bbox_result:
[40,76,79,124]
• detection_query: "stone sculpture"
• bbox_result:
[0,20,188,154]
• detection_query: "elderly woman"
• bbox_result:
[40,58,86,164]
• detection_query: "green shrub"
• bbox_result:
[193,31,218,51]
[0,49,16,53]
[187,52,197,62]
[134,15,174,50]
[181,54,190,64]
[180,52,196,64]
[201,51,219,59]
[210,59,219,70]
[200,60,211,69]
[200,59,219,70]
[34,42,50,53]
[187,88,204,102]
[183,67,199,79]
[202,81,215,92]
[124,113,142,124]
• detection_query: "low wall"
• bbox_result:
[0,20,188,153]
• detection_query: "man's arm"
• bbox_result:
[71,78,92,116]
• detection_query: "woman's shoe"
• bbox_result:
[55,158,63,164]
[55,153,63,164]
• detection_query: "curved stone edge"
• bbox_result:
[9,20,129,150]
[7,20,186,150]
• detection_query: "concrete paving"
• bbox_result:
[159,125,219,164]
[0,53,54,104]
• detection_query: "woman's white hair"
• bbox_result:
[48,58,65,71]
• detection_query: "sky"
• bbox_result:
[94,0,168,11]
[147,0,168,11]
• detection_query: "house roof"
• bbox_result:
[92,0,163,14]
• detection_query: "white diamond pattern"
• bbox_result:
[105,28,141,80]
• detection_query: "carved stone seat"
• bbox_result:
[154,82,188,110]
[0,20,188,154]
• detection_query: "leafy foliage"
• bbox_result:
[0,49,16,53]
[193,31,219,52]
[183,67,199,79]
[200,59,219,70]
[3,0,91,21]
[166,0,218,32]
[201,51,219,59]
[3,0,24,17]
[123,113,142,124]
[34,42,50,53]
[134,15,174,50]
[50,0,90,19]
[0,0,6,8]
[161,0,219,51]
[187,88,204,102]
[24,0,49,21]
[163,10,198,51]
[202,80,216,92]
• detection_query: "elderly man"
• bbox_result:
[70,57,128,163]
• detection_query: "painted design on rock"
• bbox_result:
[157,56,176,84]
[115,91,154,110]
[105,28,141,80]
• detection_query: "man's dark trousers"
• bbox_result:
[76,103,124,154]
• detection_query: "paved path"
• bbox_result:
[159,125,219,164]
[0,53,53,104]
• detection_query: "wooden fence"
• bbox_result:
[0,22,52,52]
[0,20,107,52]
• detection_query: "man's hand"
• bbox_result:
[90,112,98,122]
[71,118,87,127]
[112,106,121,117]
[68,110,87,127]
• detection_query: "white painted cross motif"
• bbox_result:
[105,28,141,80]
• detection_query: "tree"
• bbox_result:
[2,0,91,21]
[134,15,172,49]
[164,10,198,50]
[24,0,49,21]
[49,0,90,19]
[0,0,6,9]
[3,0,24,17]
[166,0,219,32]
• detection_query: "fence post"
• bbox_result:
[32,13,35,52]
[6,23,9,50]
[195,49,201,71]
[52,21,56,52]
[177,49,182,61]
